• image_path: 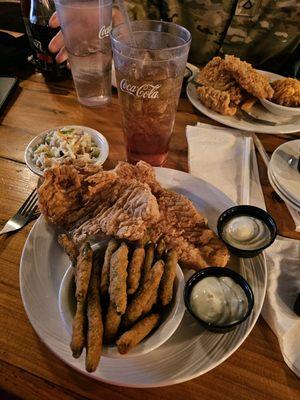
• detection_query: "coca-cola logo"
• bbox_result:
[120,79,161,99]
[98,25,112,39]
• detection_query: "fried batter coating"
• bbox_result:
[141,243,155,283]
[70,302,86,358]
[223,55,274,99]
[271,78,300,107]
[100,239,118,299]
[70,242,93,358]
[159,250,177,306]
[109,242,129,315]
[240,96,257,112]
[156,238,166,259]
[123,260,164,328]
[58,233,79,265]
[197,86,237,116]
[116,314,160,354]
[196,56,243,105]
[127,246,145,295]
[86,260,103,373]
[75,243,93,301]
[104,303,122,344]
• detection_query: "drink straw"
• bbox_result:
[117,0,137,47]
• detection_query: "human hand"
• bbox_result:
[48,12,68,64]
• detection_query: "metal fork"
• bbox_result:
[0,188,39,235]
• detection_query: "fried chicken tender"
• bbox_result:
[100,239,118,299]
[58,233,79,266]
[109,242,129,315]
[86,258,103,373]
[104,303,122,344]
[223,55,274,99]
[196,56,244,105]
[197,86,237,116]
[127,246,145,295]
[159,250,177,306]
[123,260,164,328]
[116,314,160,355]
[271,78,300,107]
[71,242,93,358]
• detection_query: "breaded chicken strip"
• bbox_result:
[223,55,273,99]
[196,57,243,105]
[271,78,300,107]
[197,86,237,116]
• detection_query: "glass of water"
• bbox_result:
[54,0,112,107]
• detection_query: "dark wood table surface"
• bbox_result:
[0,71,299,400]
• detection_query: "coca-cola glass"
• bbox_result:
[111,20,191,166]
[54,0,112,107]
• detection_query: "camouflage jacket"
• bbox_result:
[124,0,300,77]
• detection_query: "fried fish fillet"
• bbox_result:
[271,78,300,107]
[197,85,237,116]
[223,55,274,99]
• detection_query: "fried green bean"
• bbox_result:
[160,249,177,306]
[123,260,164,328]
[86,259,103,373]
[109,242,129,315]
[100,239,118,300]
[127,246,145,295]
[117,314,160,355]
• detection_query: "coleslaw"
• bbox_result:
[30,127,101,170]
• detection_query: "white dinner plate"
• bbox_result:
[20,168,267,387]
[186,70,300,134]
[268,166,300,212]
[269,140,300,204]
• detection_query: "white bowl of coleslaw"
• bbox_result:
[24,125,109,176]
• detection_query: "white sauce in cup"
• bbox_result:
[222,215,271,251]
[190,276,248,326]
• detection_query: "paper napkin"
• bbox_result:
[186,122,300,377]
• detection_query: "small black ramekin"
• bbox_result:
[184,267,254,333]
[217,205,277,258]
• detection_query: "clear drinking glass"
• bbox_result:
[111,20,191,166]
[54,0,112,107]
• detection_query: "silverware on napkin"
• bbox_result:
[0,188,40,235]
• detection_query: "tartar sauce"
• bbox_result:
[190,276,248,326]
[222,215,271,250]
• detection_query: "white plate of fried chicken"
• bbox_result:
[187,55,300,134]
[20,161,267,387]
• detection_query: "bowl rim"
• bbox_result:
[217,205,278,256]
[184,267,254,331]
[260,97,300,111]
[58,247,185,358]
[24,125,109,177]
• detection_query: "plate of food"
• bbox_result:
[20,161,267,387]
[186,55,300,134]
[24,125,109,176]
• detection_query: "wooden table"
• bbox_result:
[0,71,299,400]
